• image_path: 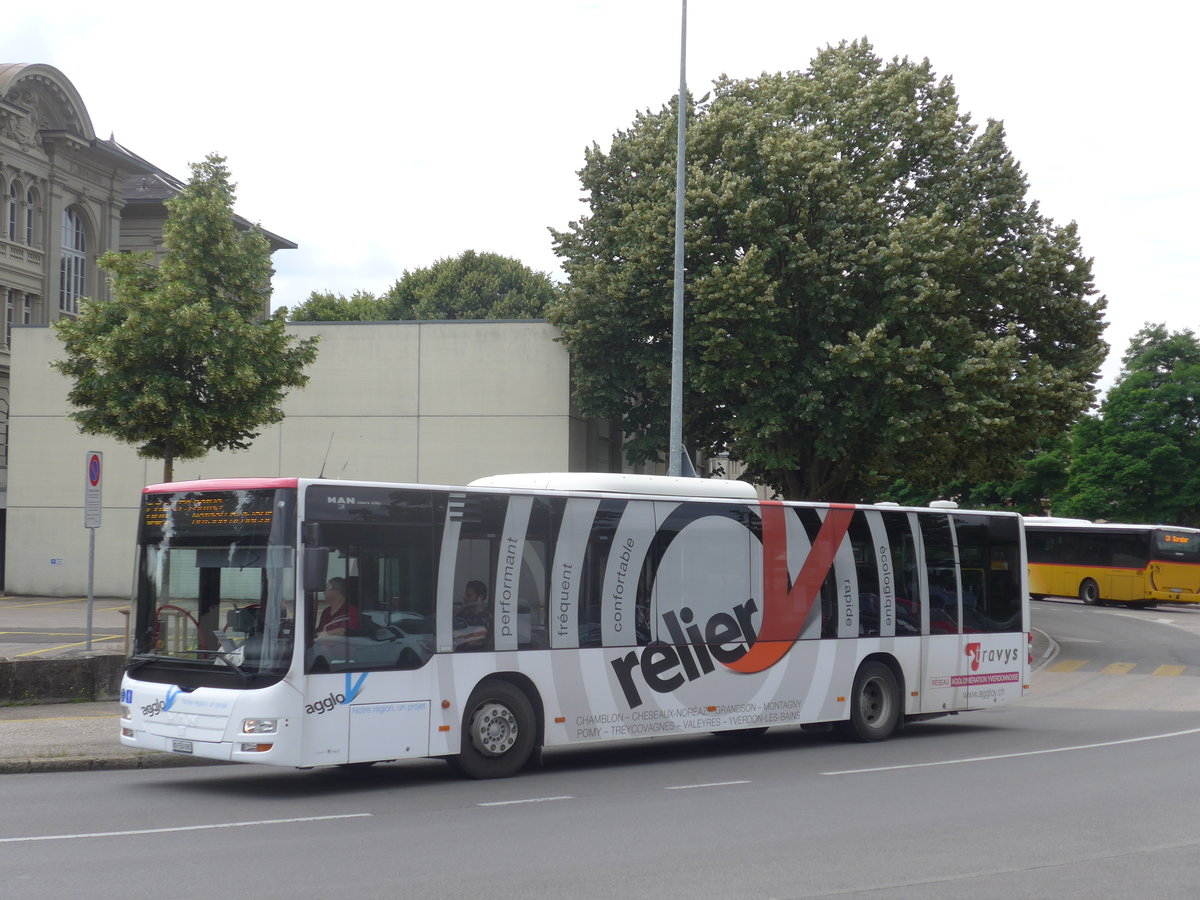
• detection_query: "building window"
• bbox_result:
[6,288,14,349]
[6,180,18,242]
[25,187,37,245]
[59,207,87,315]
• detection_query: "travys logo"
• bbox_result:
[965,643,1019,670]
[611,502,855,708]
[141,685,182,718]
[305,672,368,715]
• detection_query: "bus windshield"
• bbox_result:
[130,486,297,685]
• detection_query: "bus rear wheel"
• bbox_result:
[452,680,537,779]
[1079,579,1102,606]
[840,661,901,742]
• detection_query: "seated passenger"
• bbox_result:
[453,580,490,650]
[316,577,361,635]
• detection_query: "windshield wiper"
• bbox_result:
[126,654,157,675]
[193,648,255,682]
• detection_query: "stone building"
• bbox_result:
[1,64,629,598]
[0,63,294,587]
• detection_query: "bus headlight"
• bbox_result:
[242,718,278,734]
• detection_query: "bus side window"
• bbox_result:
[881,512,920,635]
[516,497,559,650]
[578,501,625,648]
[848,513,881,637]
[983,516,1022,631]
[450,493,507,653]
[920,514,959,634]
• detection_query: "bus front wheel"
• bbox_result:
[1079,579,1102,606]
[452,680,537,779]
[840,661,901,742]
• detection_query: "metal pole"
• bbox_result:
[86,527,95,651]
[668,0,687,476]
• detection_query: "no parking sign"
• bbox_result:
[84,450,102,528]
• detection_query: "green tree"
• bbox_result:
[285,289,385,321]
[549,40,1107,500]
[288,251,556,322]
[1055,325,1200,525]
[53,154,320,481]
[879,435,1070,514]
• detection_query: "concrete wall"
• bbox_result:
[7,319,596,597]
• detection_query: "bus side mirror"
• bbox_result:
[303,548,329,593]
[301,522,325,547]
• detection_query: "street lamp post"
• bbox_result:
[668,0,687,477]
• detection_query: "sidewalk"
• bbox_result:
[0,594,216,774]
[0,700,218,774]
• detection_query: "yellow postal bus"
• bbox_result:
[1025,518,1200,607]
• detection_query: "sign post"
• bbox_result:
[85,451,102,651]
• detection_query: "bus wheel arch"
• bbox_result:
[1079,579,1102,606]
[451,674,542,779]
[839,656,903,742]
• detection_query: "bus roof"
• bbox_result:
[469,472,759,500]
[1024,517,1200,534]
[144,477,300,494]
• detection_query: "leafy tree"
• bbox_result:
[549,40,1107,500]
[879,435,1070,514]
[1055,325,1200,525]
[286,289,384,322]
[53,154,320,482]
[288,251,556,322]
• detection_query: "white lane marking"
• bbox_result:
[0,814,371,844]
[665,780,751,790]
[823,726,1200,775]
[478,795,574,807]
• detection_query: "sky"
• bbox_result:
[6,1,1195,394]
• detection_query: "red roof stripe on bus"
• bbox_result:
[143,477,299,493]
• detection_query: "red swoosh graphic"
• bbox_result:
[724,502,855,673]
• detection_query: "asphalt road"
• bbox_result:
[0,594,129,659]
[4,599,1200,898]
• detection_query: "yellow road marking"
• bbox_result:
[14,634,123,658]
[0,633,112,643]
[0,597,87,609]
[1153,665,1187,676]
[1048,659,1087,672]
[1100,663,1137,675]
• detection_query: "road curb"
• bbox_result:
[0,753,225,775]
[1031,625,1060,671]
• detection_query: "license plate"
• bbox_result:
[172,739,194,754]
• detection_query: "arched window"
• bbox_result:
[59,207,87,315]
[25,186,37,246]
[6,180,18,242]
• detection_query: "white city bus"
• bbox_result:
[120,474,1030,778]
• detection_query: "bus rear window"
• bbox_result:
[1155,531,1200,559]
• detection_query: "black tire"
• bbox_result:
[452,680,537,779]
[841,661,901,742]
[1079,579,1102,606]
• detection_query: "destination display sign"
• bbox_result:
[1155,530,1200,557]
[142,490,277,540]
